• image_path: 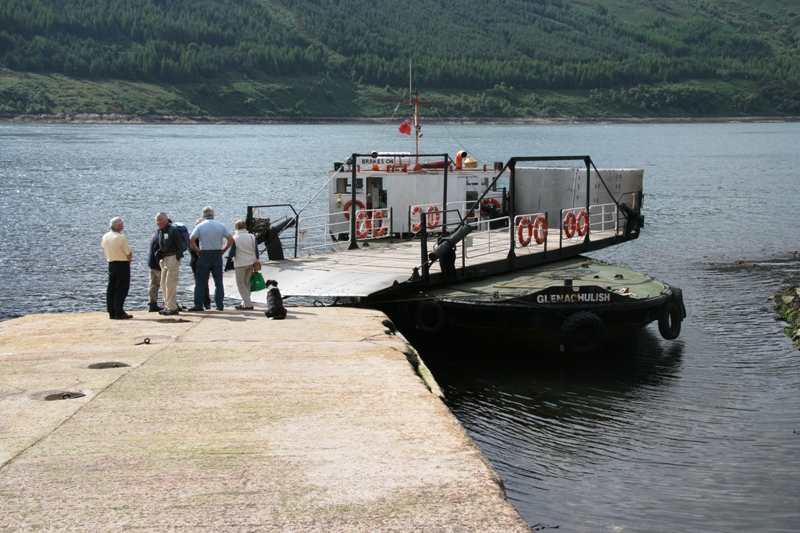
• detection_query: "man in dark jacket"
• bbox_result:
[147,232,163,312]
[155,212,184,315]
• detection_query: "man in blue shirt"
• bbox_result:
[188,206,233,311]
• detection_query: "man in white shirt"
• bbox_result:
[101,216,133,319]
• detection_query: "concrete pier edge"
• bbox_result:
[0,308,529,532]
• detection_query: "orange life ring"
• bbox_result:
[517,216,533,247]
[480,198,501,217]
[410,205,424,233]
[563,211,577,238]
[343,199,365,220]
[426,205,440,229]
[356,210,370,239]
[372,210,388,237]
[533,214,548,245]
[576,210,589,236]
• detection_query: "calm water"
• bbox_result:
[2,122,799,531]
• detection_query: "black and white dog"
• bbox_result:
[264,279,287,320]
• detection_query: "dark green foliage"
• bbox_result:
[0,0,325,82]
[590,84,718,114]
[0,0,798,116]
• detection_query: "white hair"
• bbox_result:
[110,217,124,231]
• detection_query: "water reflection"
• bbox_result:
[418,250,800,531]
[421,330,686,528]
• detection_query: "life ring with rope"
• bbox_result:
[426,205,440,229]
[372,209,388,237]
[532,214,548,245]
[576,210,590,236]
[410,205,424,233]
[355,210,370,239]
[343,199,365,220]
[563,211,577,238]
[517,216,533,247]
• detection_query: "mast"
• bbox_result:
[408,60,430,171]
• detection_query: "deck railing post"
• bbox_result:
[441,154,449,234]
[583,157,592,249]
[349,154,359,250]
[420,214,429,284]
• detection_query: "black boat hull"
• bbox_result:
[374,286,684,356]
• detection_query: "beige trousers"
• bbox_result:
[235,265,254,307]
[160,255,180,312]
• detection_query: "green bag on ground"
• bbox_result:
[250,272,266,292]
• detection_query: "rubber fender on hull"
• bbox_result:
[560,311,607,354]
[415,300,446,335]
[658,287,685,340]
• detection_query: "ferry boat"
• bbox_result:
[233,91,685,355]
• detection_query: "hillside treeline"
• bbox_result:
[297,0,799,91]
[1,0,798,116]
[1,0,325,81]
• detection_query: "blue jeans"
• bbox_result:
[195,251,224,309]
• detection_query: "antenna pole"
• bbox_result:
[407,61,429,171]
[414,89,420,169]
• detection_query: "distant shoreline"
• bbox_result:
[1,113,798,125]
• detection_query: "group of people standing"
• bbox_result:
[101,206,262,320]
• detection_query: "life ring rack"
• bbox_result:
[563,209,590,238]
[410,204,441,233]
[516,214,548,247]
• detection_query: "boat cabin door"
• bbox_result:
[365,177,385,210]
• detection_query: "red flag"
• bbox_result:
[398,120,412,135]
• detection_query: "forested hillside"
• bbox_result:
[1,0,798,118]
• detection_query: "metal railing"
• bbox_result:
[589,202,618,233]
[296,212,344,255]
[464,216,511,259]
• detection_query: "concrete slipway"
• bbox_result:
[0,309,530,532]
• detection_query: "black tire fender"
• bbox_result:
[658,301,682,340]
[415,300,446,335]
[560,311,606,354]
[671,287,687,320]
